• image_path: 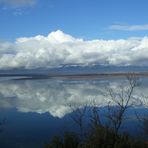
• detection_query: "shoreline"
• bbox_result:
[0,72,148,80]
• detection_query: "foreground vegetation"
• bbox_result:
[45,125,148,148]
[45,75,148,148]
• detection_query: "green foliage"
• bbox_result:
[45,126,148,148]
[45,132,80,148]
[63,132,79,148]
[84,126,148,148]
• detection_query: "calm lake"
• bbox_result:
[0,75,147,148]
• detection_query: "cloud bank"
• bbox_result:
[109,24,148,31]
[0,0,36,7]
[1,30,148,69]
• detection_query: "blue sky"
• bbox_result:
[1,0,148,70]
[0,0,148,40]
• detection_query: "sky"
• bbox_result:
[0,0,148,69]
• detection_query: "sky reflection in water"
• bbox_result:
[0,77,147,147]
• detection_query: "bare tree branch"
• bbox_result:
[105,74,139,134]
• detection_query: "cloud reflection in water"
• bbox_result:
[0,78,147,118]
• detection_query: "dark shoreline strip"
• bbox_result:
[1,72,148,81]
[1,72,148,77]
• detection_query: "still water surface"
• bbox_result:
[0,76,147,147]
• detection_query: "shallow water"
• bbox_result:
[0,76,147,147]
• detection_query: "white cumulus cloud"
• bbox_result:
[1,30,148,69]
